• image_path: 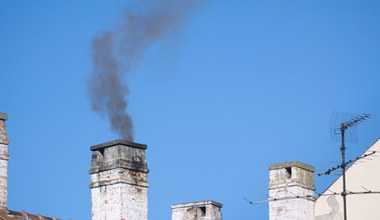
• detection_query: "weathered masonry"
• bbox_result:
[89,140,149,220]
[268,161,315,220]
[88,139,224,220]
[0,112,224,220]
[3,111,380,219]
[0,113,9,210]
[171,200,223,220]
[0,112,60,219]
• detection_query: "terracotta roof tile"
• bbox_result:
[0,209,61,220]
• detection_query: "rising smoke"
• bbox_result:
[88,0,200,141]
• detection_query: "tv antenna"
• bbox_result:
[246,113,378,220]
[319,112,372,220]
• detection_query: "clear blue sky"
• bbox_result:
[1,1,380,219]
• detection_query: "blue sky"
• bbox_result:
[1,1,380,219]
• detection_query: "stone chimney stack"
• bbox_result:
[268,161,315,220]
[0,113,9,210]
[171,200,223,220]
[89,140,149,220]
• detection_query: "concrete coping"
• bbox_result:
[90,139,147,151]
[171,200,223,209]
[269,161,315,172]
[0,113,8,121]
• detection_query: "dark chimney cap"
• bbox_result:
[90,139,147,151]
[0,113,8,121]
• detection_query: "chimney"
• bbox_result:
[0,113,9,210]
[268,161,315,220]
[171,200,223,220]
[89,140,149,220]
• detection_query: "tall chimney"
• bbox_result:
[268,161,315,220]
[89,140,149,220]
[0,113,9,210]
[171,200,223,220]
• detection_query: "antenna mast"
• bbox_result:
[322,113,371,220]
[247,113,377,220]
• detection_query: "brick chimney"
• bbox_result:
[268,161,315,220]
[171,200,223,220]
[0,113,9,210]
[89,140,149,220]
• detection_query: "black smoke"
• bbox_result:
[88,0,200,140]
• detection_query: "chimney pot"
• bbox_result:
[0,112,9,210]
[90,139,149,220]
[171,200,223,220]
[268,161,315,220]
[0,113,7,121]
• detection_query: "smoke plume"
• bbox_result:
[88,0,200,141]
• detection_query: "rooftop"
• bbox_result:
[0,209,61,220]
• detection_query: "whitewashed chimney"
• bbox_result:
[89,140,149,220]
[268,161,315,220]
[0,113,9,210]
[171,200,223,220]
